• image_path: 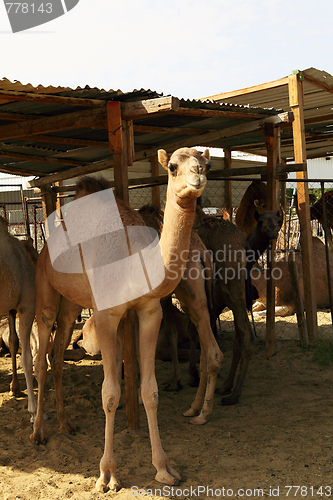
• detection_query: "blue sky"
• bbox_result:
[0,0,332,100]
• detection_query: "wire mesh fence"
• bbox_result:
[1,173,332,339]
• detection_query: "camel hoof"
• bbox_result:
[188,376,199,387]
[183,408,199,417]
[155,469,181,486]
[190,414,208,425]
[164,381,183,392]
[215,387,231,396]
[221,395,239,406]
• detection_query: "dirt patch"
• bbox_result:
[1,316,333,500]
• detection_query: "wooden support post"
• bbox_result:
[288,252,309,348]
[40,184,56,228]
[107,101,129,204]
[288,73,318,342]
[151,156,160,208]
[224,148,232,220]
[107,100,139,429]
[265,122,278,358]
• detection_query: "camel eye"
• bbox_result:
[206,162,212,172]
[168,163,177,174]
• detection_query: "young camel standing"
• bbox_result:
[0,219,36,419]
[30,148,222,492]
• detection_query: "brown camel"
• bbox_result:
[194,208,282,406]
[138,204,215,393]
[30,147,222,492]
[235,180,268,237]
[253,236,330,317]
[0,218,36,420]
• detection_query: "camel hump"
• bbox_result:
[75,176,112,198]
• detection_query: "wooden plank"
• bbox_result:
[201,76,289,102]
[122,96,179,119]
[288,253,309,348]
[107,101,128,203]
[265,122,278,358]
[175,107,265,120]
[40,184,57,224]
[0,89,107,107]
[288,73,318,342]
[0,108,107,141]
[223,148,232,220]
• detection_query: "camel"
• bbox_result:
[253,236,331,317]
[30,147,222,492]
[138,204,215,391]
[310,190,333,241]
[235,180,268,237]
[194,207,282,406]
[0,218,36,420]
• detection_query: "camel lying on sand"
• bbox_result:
[31,148,222,492]
[253,236,330,317]
[0,219,37,420]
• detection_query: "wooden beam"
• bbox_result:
[265,122,278,358]
[175,107,266,120]
[0,89,108,107]
[0,149,88,167]
[135,112,293,161]
[288,73,318,342]
[201,76,289,102]
[223,149,232,220]
[302,72,333,96]
[0,164,42,176]
[0,108,107,141]
[26,157,113,188]
[133,124,209,135]
[107,101,128,203]
[23,135,109,148]
[122,96,180,120]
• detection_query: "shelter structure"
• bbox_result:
[0,69,331,426]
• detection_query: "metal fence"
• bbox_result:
[1,174,332,339]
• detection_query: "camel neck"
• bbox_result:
[159,187,196,285]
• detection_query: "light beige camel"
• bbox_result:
[0,218,36,419]
[30,147,222,492]
[253,236,331,317]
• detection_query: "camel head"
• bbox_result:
[158,147,210,202]
[254,209,283,240]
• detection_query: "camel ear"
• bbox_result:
[254,210,260,221]
[158,149,169,170]
[254,199,259,207]
[201,149,210,161]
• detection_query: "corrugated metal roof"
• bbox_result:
[202,68,333,160]
[0,79,284,180]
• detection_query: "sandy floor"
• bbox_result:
[1,313,333,500]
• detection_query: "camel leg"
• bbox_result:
[162,297,182,392]
[220,305,255,406]
[18,305,37,420]
[94,309,122,493]
[177,274,223,425]
[8,309,22,397]
[50,297,82,434]
[188,321,199,387]
[30,257,61,445]
[138,300,181,486]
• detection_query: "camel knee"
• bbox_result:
[141,384,159,411]
[40,307,57,328]
[102,384,121,414]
